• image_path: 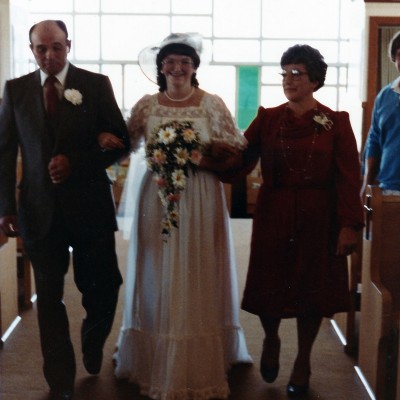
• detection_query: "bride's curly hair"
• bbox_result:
[156,43,200,92]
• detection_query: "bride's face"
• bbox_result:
[161,54,196,89]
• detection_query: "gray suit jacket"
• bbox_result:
[0,64,130,242]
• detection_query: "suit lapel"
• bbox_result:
[53,65,84,152]
[25,71,55,153]
[28,70,47,125]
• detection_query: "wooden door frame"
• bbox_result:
[363,17,400,149]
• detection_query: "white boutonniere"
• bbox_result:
[64,89,83,105]
[313,112,333,131]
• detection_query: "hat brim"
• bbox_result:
[138,33,203,84]
[138,45,160,84]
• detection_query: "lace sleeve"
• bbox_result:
[126,94,152,152]
[204,93,247,149]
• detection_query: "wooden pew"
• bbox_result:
[357,185,400,399]
[0,150,33,346]
[398,333,400,400]
[15,150,34,310]
[16,237,34,310]
[0,231,18,345]
[333,236,362,356]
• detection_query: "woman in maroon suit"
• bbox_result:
[236,45,364,397]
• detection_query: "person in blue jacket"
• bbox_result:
[363,31,400,195]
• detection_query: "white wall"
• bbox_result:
[337,0,365,149]
[0,0,30,95]
[0,0,11,93]
[10,0,31,79]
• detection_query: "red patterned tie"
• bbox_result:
[44,75,59,117]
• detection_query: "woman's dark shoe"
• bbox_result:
[287,366,311,397]
[286,381,309,397]
[260,337,281,383]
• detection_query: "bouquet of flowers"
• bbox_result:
[145,120,202,239]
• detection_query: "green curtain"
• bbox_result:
[237,66,259,131]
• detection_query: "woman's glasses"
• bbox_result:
[279,69,309,80]
[162,58,194,68]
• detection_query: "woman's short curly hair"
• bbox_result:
[389,31,400,62]
[156,43,200,92]
[280,44,327,92]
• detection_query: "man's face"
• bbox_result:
[29,21,71,76]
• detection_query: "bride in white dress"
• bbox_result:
[105,33,252,400]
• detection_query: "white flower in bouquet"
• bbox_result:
[175,147,190,165]
[171,169,186,189]
[159,126,177,144]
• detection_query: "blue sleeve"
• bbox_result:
[365,89,384,159]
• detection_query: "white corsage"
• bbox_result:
[64,89,83,105]
[313,112,333,131]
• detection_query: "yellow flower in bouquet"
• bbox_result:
[145,120,202,238]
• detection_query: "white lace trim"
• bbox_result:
[126,92,247,152]
[141,385,230,400]
[114,326,252,400]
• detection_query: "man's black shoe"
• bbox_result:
[83,350,103,375]
[49,389,74,400]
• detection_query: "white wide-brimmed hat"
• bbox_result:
[138,32,203,84]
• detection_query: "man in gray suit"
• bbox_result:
[0,20,130,400]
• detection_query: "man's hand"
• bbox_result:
[0,215,20,237]
[48,154,71,184]
[98,132,125,150]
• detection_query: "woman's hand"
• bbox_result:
[336,227,358,256]
[210,142,241,159]
[0,215,19,237]
[98,132,125,150]
[199,142,242,172]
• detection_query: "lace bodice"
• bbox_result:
[127,92,247,152]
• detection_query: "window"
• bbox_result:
[28,0,363,136]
